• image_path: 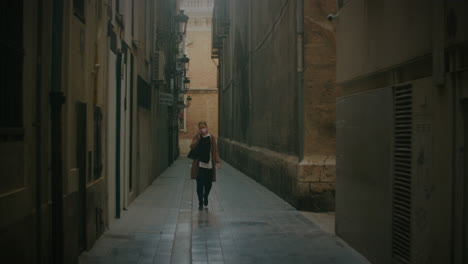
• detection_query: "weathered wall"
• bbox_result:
[298,0,339,211]
[217,0,297,196]
[180,91,219,154]
[249,0,297,153]
[62,0,109,259]
[303,0,338,157]
[0,0,109,262]
[215,0,338,211]
[0,0,40,260]
[0,0,177,262]
[218,0,298,153]
[185,31,218,89]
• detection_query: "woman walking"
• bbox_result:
[190,121,221,210]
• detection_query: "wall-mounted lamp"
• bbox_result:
[183,77,191,92]
[178,54,190,71]
[175,10,189,36]
[179,77,190,94]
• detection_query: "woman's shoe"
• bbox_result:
[198,204,203,210]
[204,198,208,206]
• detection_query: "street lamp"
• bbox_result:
[183,77,191,93]
[155,10,189,46]
[175,10,189,36]
[178,54,190,72]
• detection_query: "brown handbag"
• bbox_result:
[187,145,199,160]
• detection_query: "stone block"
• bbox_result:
[299,155,336,183]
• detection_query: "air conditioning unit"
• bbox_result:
[152,51,165,83]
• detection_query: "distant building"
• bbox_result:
[179,0,219,155]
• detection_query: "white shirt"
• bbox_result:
[199,133,213,169]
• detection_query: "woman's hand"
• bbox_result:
[216,162,221,169]
[190,133,201,150]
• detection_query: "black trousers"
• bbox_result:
[196,168,213,205]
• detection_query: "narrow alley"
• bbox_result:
[80,158,368,264]
[2,0,468,263]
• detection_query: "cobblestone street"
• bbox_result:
[80,158,369,264]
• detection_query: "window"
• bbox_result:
[0,0,24,140]
[74,0,85,23]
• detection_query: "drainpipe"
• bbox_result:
[50,0,65,262]
[35,0,43,263]
[115,50,122,218]
[248,0,252,147]
[296,0,304,162]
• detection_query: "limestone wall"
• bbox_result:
[215,0,338,211]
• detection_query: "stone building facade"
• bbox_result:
[0,0,182,263]
[178,0,219,155]
[212,0,338,211]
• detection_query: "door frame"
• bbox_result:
[76,102,87,252]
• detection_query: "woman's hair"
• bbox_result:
[198,121,208,127]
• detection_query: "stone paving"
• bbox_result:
[80,158,370,264]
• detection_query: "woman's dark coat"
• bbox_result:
[190,134,221,182]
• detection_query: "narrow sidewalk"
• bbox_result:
[80,158,369,264]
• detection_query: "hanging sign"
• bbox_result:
[159,92,174,106]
